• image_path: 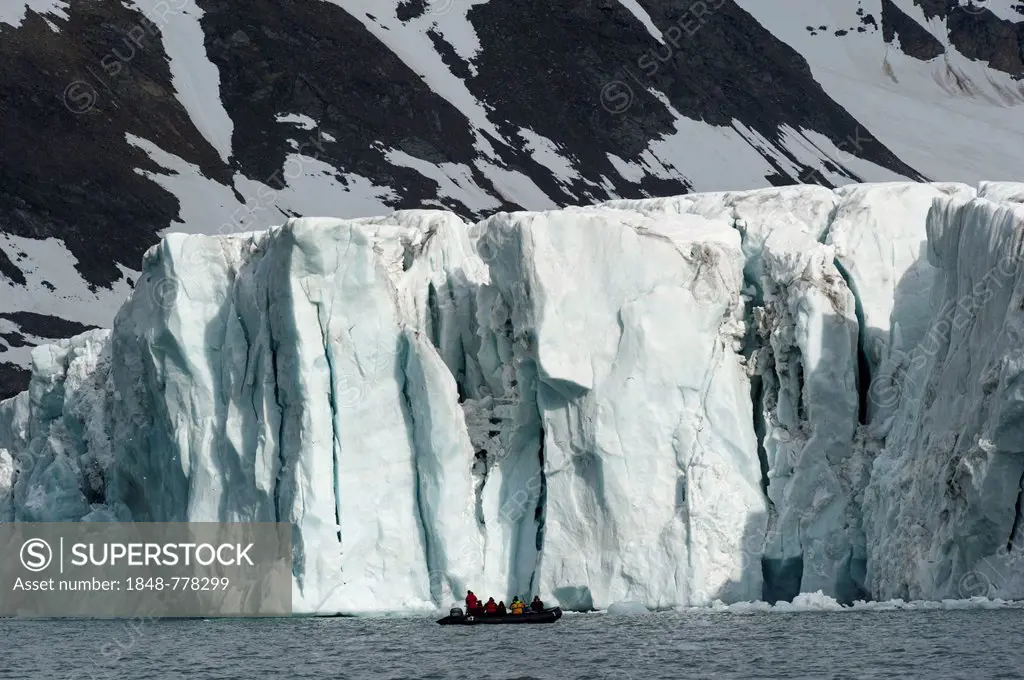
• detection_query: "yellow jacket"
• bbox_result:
[510,601,524,614]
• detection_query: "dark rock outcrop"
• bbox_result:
[883,0,947,60]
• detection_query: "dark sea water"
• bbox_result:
[2,606,1024,679]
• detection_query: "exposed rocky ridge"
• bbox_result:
[883,0,948,59]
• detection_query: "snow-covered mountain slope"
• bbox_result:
[4,181,1024,612]
[737,0,1024,183]
[1,0,1022,398]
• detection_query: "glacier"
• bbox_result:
[2,181,1024,614]
[864,196,1024,601]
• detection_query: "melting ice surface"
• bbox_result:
[3,182,1024,614]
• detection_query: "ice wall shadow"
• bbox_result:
[729,242,937,605]
[197,236,310,585]
[708,509,770,605]
[718,293,895,605]
[395,332,444,606]
[203,247,286,524]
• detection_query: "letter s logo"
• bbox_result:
[20,539,53,572]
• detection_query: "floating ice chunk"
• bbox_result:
[606,600,650,616]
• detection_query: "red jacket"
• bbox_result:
[484,600,497,613]
[466,594,479,609]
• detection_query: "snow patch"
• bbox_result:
[384,149,501,213]
[128,133,399,234]
[616,0,666,45]
[127,134,255,235]
[0,0,67,30]
[275,113,317,130]
[606,154,646,184]
[629,92,782,191]
[516,129,582,187]
[0,233,135,369]
[131,0,234,163]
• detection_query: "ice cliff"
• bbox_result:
[2,181,1024,613]
[864,194,1024,601]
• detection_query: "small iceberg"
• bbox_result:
[606,600,650,616]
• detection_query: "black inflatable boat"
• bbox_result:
[437,606,562,625]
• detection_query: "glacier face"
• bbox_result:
[476,208,766,608]
[863,196,1024,601]
[3,181,1024,613]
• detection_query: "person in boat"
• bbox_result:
[484,597,498,615]
[497,600,507,615]
[466,590,479,613]
[510,597,525,615]
[531,595,544,613]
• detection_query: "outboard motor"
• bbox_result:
[449,607,464,617]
